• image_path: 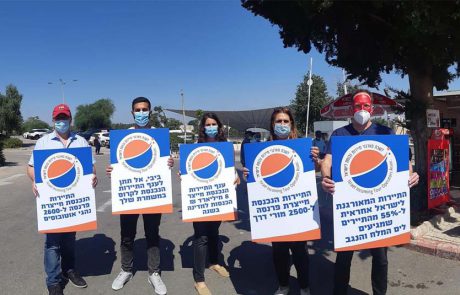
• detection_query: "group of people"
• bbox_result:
[28,90,419,295]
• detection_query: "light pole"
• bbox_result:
[48,79,78,104]
[181,90,186,144]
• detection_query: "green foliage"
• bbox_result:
[290,73,331,133]
[2,137,23,148]
[371,117,389,127]
[336,82,362,98]
[22,116,51,132]
[165,118,182,130]
[74,99,115,130]
[111,123,132,130]
[242,1,460,90]
[0,84,23,136]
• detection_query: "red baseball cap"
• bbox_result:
[52,104,71,119]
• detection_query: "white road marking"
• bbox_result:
[0,173,25,186]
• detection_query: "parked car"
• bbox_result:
[23,129,50,140]
[89,132,110,147]
[77,129,98,141]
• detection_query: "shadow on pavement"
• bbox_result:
[75,233,116,276]
[133,237,175,272]
[227,241,277,295]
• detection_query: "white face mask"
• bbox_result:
[353,110,371,125]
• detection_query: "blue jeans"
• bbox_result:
[44,232,76,287]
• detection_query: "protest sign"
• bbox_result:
[110,128,172,214]
[180,142,237,222]
[332,135,410,251]
[34,147,96,233]
[245,138,320,242]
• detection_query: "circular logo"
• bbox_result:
[253,145,303,193]
[41,152,82,192]
[186,146,224,183]
[341,140,397,194]
[117,133,159,173]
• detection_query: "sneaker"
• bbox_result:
[274,286,289,295]
[148,272,167,295]
[48,284,64,295]
[111,270,133,291]
[300,288,311,295]
[63,270,87,288]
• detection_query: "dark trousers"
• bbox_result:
[44,232,76,287]
[120,213,161,275]
[333,247,388,295]
[272,241,309,289]
[193,221,221,282]
[95,146,101,154]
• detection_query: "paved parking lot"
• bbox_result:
[0,140,459,295]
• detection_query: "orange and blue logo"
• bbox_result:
[42,153,81,191]
[117,133,159,172]
[186,146,223,182]
[254,145,302,193]
[341,140,396,193]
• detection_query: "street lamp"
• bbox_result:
[48,79,78,104]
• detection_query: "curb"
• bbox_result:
[406,206,460,261]
[404,239,460,261]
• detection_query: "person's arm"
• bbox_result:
[27,165,39,197]
[408,162,419,188]
[320,154,335,194]
[92,165,98,188]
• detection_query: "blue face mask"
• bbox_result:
[134,111,150,127]
[274,123,290,139]
[205,125,218,138]
[54,120,70,134]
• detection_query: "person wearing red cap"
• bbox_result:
[27,104,98,295]
[320,90,419,295]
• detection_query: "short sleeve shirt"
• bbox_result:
[28,131,94,166]
[326,123,395,154]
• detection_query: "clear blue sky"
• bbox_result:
[1,0,459,125]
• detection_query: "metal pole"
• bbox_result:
[343,69,348,95]
[181,90,186,144]
[305,57,313,137]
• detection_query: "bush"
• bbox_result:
[0,141,5,166]
[2,137,23,148]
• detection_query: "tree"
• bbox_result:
[74,98,115,130]
[22,116,51,132]
[242,0,460,214]
[0,84,23,136]
[336,82,362,98]
[165,118,182,130]
[290,73,331,134]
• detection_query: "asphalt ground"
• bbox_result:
[0,139,459,295]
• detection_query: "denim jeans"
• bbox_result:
[333,247,388,295]
[120,214,162,275]
[44,232,76,287]
[192,221,222,282]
